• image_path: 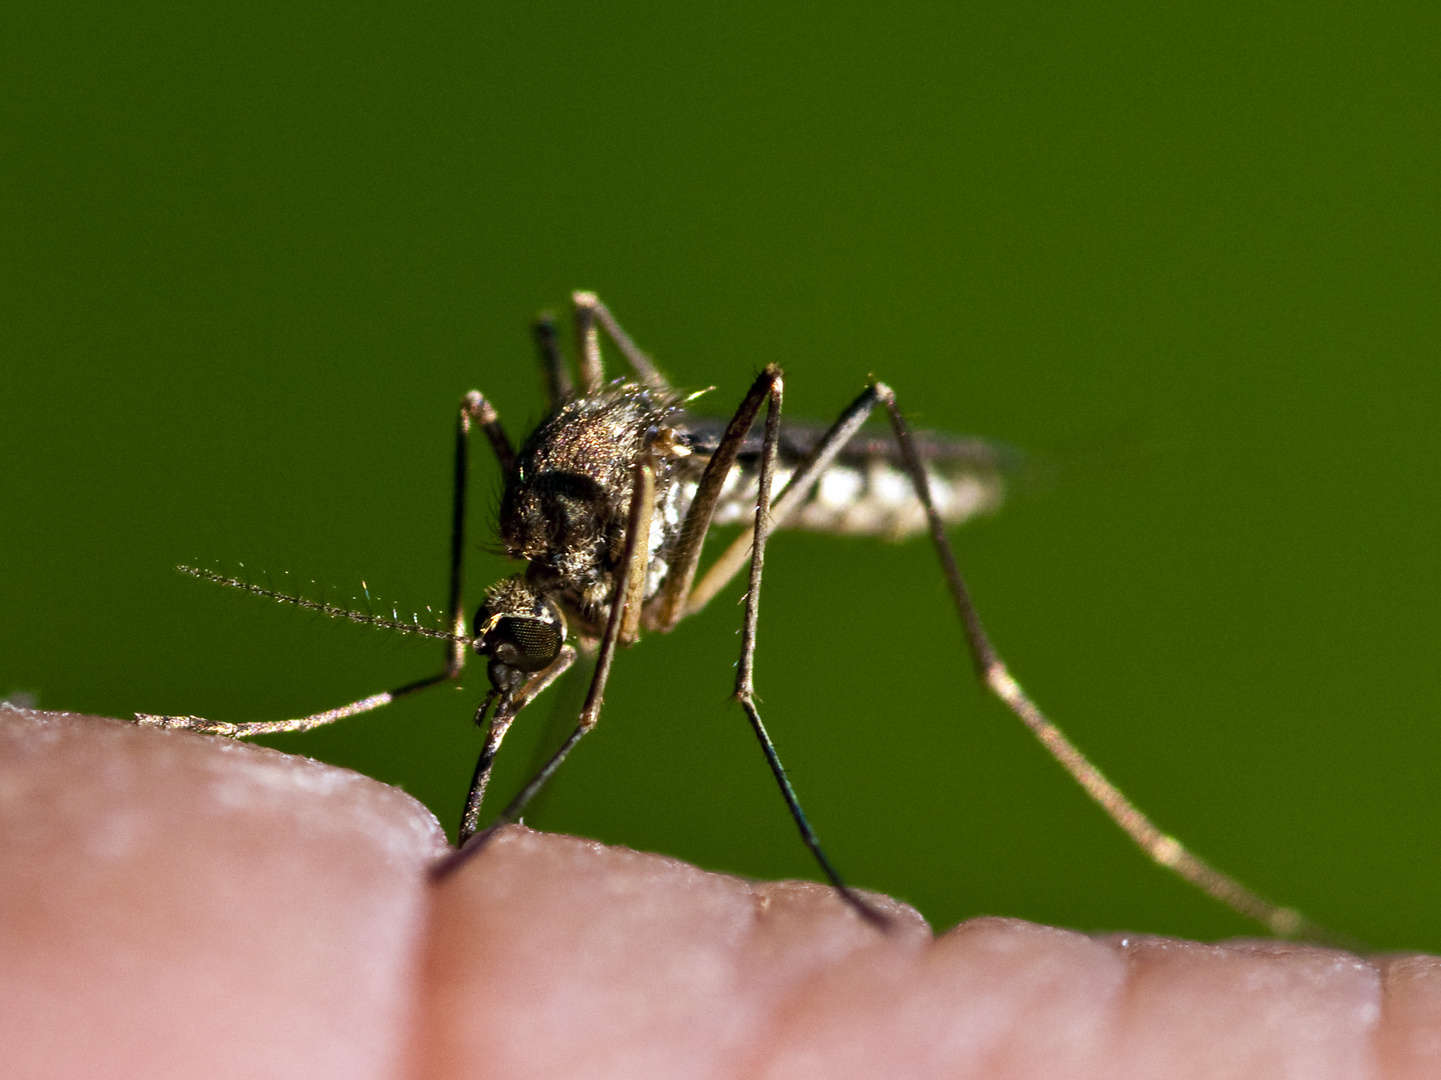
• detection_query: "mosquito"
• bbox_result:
[138,291,1321,935]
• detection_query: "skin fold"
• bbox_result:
[1,706,1437,1080]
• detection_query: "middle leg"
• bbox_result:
[728,370,890,928]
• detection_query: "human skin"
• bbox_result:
[1,706,1438,1080]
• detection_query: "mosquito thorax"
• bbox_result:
[473,575,566,695]
[497,383,687,613]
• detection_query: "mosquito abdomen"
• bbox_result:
[706,435,1016,540]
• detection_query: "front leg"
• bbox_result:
[137,389,515,739]
[436,447,661,877]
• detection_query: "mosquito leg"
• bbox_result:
[872,383,1331,940]
[513,643,598,824]
[433,454,659,879]
[731,372,889,929]
[573,292,606,393]
[451,391,513,661]
[459,644,578,843]
[532,312,574,406]
[683,383,882,618]
[647,365,782,633]
[138,391,514,740]
[135,673,452,738]
[665,374,1326,938]
[567,291,668,392]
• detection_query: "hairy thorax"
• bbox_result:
[499,383,701,634]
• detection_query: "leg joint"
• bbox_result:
[461,390,497,427]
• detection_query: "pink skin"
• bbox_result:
[1,707,1438,1080]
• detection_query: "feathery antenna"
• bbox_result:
[176,565,465,643]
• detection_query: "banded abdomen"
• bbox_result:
[678,415,1023,541]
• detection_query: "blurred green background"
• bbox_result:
[4,1,1438,950]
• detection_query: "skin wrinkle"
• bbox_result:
[1106,936,1384,1080]
[727,879,934,1077]
[1377,955,1441,1080]
[753,916,1128,1079]
[3,706,1439,1080]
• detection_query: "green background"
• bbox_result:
[4,1,1438,950]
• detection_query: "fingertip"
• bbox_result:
[0,706,445,1080]
[414,826,930,1080]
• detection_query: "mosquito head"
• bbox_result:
[473,575,567,697]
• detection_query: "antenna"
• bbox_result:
[176,565,465,643]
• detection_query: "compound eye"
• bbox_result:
[487,616,563,673]
[475,575,567,695]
